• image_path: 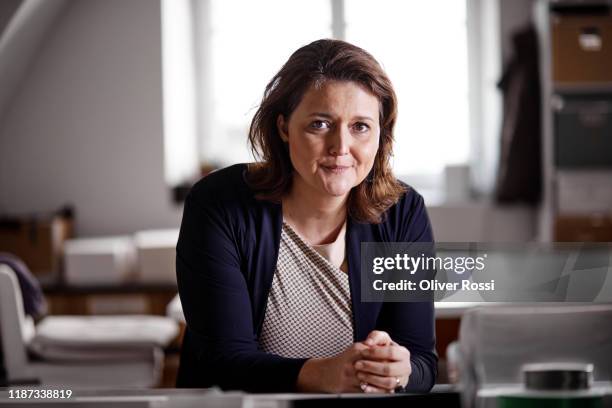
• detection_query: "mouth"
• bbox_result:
[321,165,352,174]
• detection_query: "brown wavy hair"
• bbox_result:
[246,39,406,224]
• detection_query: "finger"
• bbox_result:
[345,362,369,390]
[361,382,393,394]
[364,330,392,347]
[346,383,363,393]
[356,372,399,391]
[361,344,410,362]
[351,342,370,354]
[354,359,407,377]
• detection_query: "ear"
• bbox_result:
[277,115,289,143]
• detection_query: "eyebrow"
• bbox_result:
[307,112,375,122]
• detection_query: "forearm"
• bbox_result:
[403,353,437,392]
[296,358,327,392]
[203,344,309,393]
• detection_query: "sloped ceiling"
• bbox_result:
[0,0,22,33]
[0,0,67,123]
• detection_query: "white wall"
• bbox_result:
[0,0,182,236]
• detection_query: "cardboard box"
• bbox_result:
[557,171,612,213]
[552,13,612,84]
[0,214,73,279]
[554,95,612,168]
[64,236,137,285]
[555,215,612,241]
[134,229,179,284]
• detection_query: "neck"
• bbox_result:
[282,179,348,245]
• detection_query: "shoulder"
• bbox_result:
[187,163,254,206]
[185,163,279,233]
[395,182,425,213]
[379,183,433,242]
[400,183,429,219]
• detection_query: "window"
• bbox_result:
[161,0,199,186]
[344,0,469,180]
[200,0,332,166]
[175,0,472,192]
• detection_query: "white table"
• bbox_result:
[166,294,487,322]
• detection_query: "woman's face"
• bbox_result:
[277,80,380,200]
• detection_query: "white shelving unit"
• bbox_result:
[535,0,612,242]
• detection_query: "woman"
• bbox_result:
[176,39,437,393]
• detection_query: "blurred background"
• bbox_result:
[0,0,611,403]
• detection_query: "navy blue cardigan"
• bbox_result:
[176,164,437,392]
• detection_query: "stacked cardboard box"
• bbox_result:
[0,213,73,281]
[134,229,179,284]
[62,229,180,286]
[64,237,137,285]
[551,7,612,241]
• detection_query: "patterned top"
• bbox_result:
[258,221,354,358]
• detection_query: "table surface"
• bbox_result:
[0,386,460,407]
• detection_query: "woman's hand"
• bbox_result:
[296,342,369,393]
[354,330,412,393]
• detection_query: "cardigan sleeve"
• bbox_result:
[176,187,308,392]
[377,191,438,392]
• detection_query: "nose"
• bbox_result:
[328,125,350,156]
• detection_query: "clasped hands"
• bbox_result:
[296,330,411,394]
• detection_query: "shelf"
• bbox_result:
[553,82,612,94]
[42,282,177,294]
[550,1,612,14]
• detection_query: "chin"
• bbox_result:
[324,189,350,197]
[321,181,355,197]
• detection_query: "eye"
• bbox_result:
[310,120,330,130]
[353,122,370,133]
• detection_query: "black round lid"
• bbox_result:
[522,363,594,391]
